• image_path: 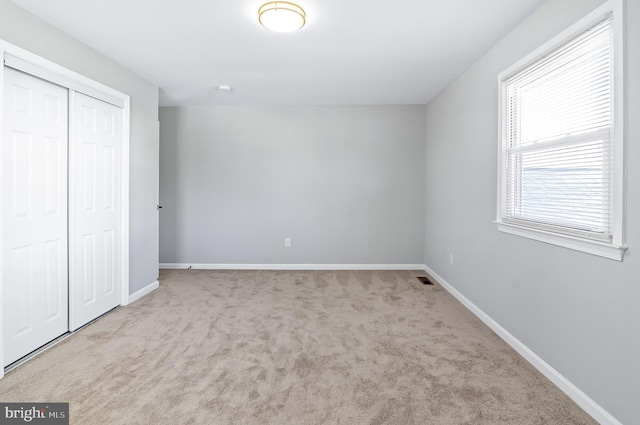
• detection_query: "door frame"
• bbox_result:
[0,40,131,377]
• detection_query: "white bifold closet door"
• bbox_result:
[1,68,69,365]
[69,92,122,331]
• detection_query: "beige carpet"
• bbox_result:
[0,269,596,424]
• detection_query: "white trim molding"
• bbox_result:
[160,263,426,271]
[119,96,131,307]
[496,222,627,261]
[423,264,623,425]
[128,281,159,304]
[0,55,4,380]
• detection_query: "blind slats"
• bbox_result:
[501,17,614,241]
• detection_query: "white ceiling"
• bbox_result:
[11,0,546,106]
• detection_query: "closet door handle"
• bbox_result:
[157,205,163,210]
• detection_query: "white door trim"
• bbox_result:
[0,40,131,376]
[0,50,5,380]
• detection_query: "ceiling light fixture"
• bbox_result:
[258,1,306,33]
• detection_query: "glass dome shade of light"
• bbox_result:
[259,2,306,32]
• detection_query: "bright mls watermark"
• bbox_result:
[0,403,68,424]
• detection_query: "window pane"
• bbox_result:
[507,138,611,236]
[509,20,611,148]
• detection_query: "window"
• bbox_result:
[496,0,626,261]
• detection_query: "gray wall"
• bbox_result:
[0,0,160,293]
[423,0,639,423]
[159,106,425,265]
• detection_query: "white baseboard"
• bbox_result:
[128,280,159,304]
[423,265,622,425]
[160,263,425,271]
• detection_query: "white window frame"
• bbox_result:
[496,0,627,261]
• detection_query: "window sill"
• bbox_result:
[495,221,627,261]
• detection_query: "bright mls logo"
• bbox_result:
[0,403,68,424]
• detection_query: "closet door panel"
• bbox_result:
[2,68,69,366]
[70,93,121,330]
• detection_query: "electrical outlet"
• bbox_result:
[285,238,291,247]
[449,253,454,265]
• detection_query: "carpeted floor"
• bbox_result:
[0,269,596,424]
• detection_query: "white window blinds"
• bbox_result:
[500,17,614,242]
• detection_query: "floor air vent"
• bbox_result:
[417,276,434,285]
